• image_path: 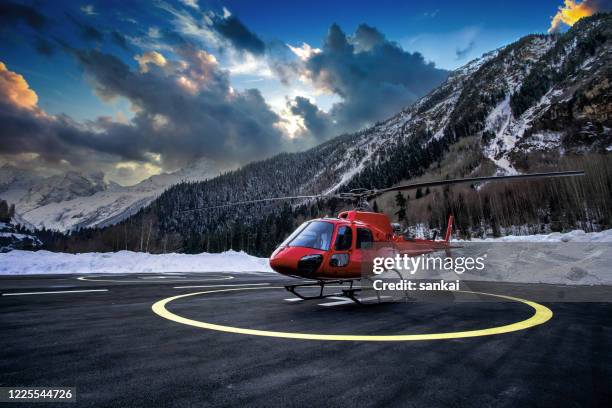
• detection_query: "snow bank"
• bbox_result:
[446,229,612,286]
[1,230,610,284]
[466,229,612,243]
[0,250,273,275]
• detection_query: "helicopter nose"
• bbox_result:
[269,247,294,275]
[269,247,325,276]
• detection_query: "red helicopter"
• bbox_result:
[188,170,584,303]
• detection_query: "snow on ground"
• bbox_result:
[0,230,610,286]
[466,229,612,243]
[0,250,273,275]
[447,229,612,286]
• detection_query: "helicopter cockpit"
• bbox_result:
[280,221,334,251]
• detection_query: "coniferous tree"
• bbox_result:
[395,192,407,223]
[0,200,9,222]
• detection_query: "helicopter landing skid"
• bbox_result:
[340,287,366,305]
[285,279,360,302]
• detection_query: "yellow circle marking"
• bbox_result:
[78,274,234,283]
[152,287,553,341]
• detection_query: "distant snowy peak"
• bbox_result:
[0,166,109,209]
[0,158,219,231]
[134,158,221,193]
[25,171,109,208]
[0,165,39,186]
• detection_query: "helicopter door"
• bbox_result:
[353,227,374,272]
[329,226,356,276]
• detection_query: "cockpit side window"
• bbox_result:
[334,226,353,251]
[356,228,374,249]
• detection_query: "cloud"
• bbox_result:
[455,40,475,59]
[0,1,46,30]
[287,43,322,61]
[226,52,273,77]
[352,24,386,52]
[111,31,129,50]
[0,2,290,183]
[134,51,168,73]
[66,13,103,42]
[0,47,288,182]
[0,2,58,57]
[157,4,271,80]
[0,71,101,168]
[158,3,217,46]
[74,48,284,168]
[288,96,333,141]
[111,161,163,186]
[80,5,97,16]
[180,0,199,10]
[549,0,611,33]
[0,62,38,110]
[276,23,448,140]
[209,13,266,55]
[0,4,451,183]
[148,26,161,39]
[423,9,440,18]
[160,3,265,56]
[401,26,493,70]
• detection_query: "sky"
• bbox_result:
[0,0,609,186]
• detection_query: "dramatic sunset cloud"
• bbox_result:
[0,62,38,110]
[0,1,587,185]
[0,48,287,182]
[549,0,611,32]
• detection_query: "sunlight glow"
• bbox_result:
[549,0,597,33]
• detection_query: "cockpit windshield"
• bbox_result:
[283,221,334,251]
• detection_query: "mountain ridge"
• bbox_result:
[0,158,221,231]
[12,14,612,252]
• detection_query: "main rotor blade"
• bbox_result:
[181,170,585,212]
[371,170,585,198]
[181,194,341,212]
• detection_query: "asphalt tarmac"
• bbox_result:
[0,272,611,407]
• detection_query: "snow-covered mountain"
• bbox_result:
[0,159,219,231]
[104,13,607,255]
[8,14,612,248]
